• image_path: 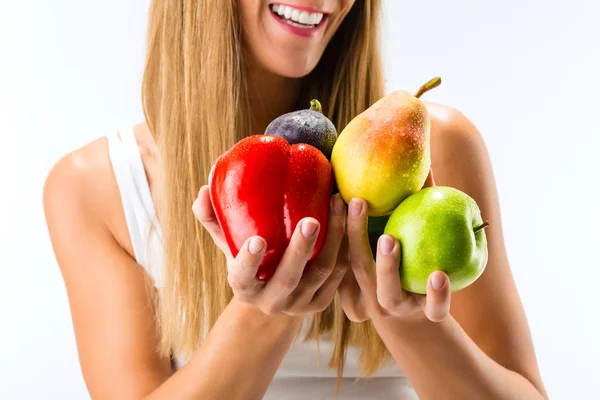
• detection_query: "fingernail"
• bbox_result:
[379,235,395,255]
[431,272,446,290]
[332,194,344,215]
[349,198,363,218]
[302,219,319,238]
[249,238,265,255]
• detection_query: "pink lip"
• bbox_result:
[269,7,327,38]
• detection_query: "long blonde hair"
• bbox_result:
[142,0,388,376]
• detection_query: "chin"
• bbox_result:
[264,53,321,78]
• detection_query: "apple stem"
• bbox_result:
[414,77,442,99]
[310,99,322,113]
[474,221,490,233]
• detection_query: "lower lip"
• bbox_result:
[269,10,326,38]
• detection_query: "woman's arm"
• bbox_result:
[43,141,344,400]
[375,105,546,399]
[147,300,302,400]
[339,106,547,400]
[375,315,545,400]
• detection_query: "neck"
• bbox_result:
[245,65,302,134]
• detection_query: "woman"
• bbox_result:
[43,0,548,399]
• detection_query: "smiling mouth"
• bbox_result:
[269,4,326,29]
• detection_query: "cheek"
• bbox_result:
[238,0,267,43]
[238,1,268,47]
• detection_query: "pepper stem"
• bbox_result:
[310,99,322,113]
[414,77,442,99]
[474,221,490,233]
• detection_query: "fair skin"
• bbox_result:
[44,1,547,399]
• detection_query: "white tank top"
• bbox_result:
[107,127,418,399]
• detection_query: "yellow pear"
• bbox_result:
[331,77,441,216]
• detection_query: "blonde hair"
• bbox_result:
[142,0,388,377]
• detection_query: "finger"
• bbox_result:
[303,203,349,313]
[306,262,348,314]
[424,271,451,322]
[337,232,368,322]
[338,271,368,322]
[262,218,320,303]
[423,169,436,188]
[375,235,411,316]
[192,186,229,254]
[346,198,376,295]
[295,194,346,294]
[228,236,267,301]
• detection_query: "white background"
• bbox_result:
[1,0,598,399]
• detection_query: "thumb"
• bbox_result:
[424,270,450,322]
[193,185,230,255]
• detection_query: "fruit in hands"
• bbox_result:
[383,186,489,294]
[209,135,333,281]
[265,99,338,159]
[331,77,442,217]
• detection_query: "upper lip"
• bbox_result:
[270,3,331,15]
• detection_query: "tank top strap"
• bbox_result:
[106,127,163,286]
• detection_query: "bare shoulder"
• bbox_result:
[43,135,133,260]
[44,137,112,206]
[426,102,484,154]
[424,102,492,193]
[44,137,113,226]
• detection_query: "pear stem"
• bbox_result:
[310,99,322,113]
[414,77,442,98]
[474,221,490,233]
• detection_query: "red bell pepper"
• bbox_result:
[209,135,333,281]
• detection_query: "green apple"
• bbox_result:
[383,186,489,294]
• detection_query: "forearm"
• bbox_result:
[373,316,547,400]
[145,298,303,400]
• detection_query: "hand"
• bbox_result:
[193,185,348,316]
[338,170,452,323]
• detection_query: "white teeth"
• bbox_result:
[270,4,324,27]
[299,11,310,24]
[291,9,300,22]
[284,6,293,19]
[286,20,312,29]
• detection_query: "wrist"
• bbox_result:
[373,312,450,338]
[230,297,304,332]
